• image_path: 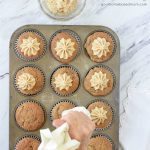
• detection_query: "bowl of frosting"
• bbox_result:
[40,0,86,20]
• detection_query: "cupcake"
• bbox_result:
[51,100,76,120]
[15,100,45,131]
[50,65,80,96]
[15,30,46,61]
[84,66,115,96]
[84,31,115,63]
[14,66,45,96]
[88,135,113,150]
[15,136,40,150]
[50,30,81,63]
[87,101,113,129]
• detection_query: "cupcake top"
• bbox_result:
[15,137,40,150]
[87,101,113,129]
[84,66,114,96]
[45,0,78,16]
[88,135,113,150]
[15,66,45,95]
[51,101,76,120]
[51,31,79,63]
[85,32,115,63]
[51,66,80,96]
[15,101,45,131]
[16,31,45,61]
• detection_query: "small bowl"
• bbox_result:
[39,0,86,20]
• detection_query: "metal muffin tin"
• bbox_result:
[9,25,120,150]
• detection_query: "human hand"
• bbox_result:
[53,111,95,150]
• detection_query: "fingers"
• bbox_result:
[52,119,65,128]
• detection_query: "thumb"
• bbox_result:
[52,119,66,128]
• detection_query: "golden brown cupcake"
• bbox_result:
[50,31,80,63]
[84,31,115,63]
[88,135,113,150]
[84,66,114,96]
[14,66,45,95]
[51,101,76,120]
[15,136,40,150]
[51,66,80,96]
[87,101,113,129]
[15,31,46,61]
[15,101,45,131]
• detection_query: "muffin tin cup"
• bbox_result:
[86,99,114,131]
[14,99,47,132]
[49,29,82,64]
[83,64,116,96]
[13,64,46,96]
[90,133,115,150]
[49,99,77,122]
[50,64,81,97]
[84,30,117,63]
[14,134,41,150]
[14,29,47,62]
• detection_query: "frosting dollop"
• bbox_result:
[90,71,109,91]
[91,107,107,125]
[17,73,36,90]
[92,37,110,58]
[20,36,40,56]
[54,73,73,91]
[55,38,75,59]
[46,0,77,16]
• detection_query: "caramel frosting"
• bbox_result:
[46,0,77,16]
[20,36,40,56]
[92,37,110,58]
[91,107,107,125]
[55,38,75,59]
[90,71,109,91]
[54,73,73,91]
[17,73,36,90]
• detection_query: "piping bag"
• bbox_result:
[38,107,91,150]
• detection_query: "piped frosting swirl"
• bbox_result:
[54,73,73,91]
[55,38,75,59]
[17,73,36,90]
[91,107,107,125]
[90,71,109,91]
[20,36,40,56]
[92,37,110,58]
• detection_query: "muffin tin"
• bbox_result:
[9,25,120,150]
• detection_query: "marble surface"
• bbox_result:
[0,0,150,149]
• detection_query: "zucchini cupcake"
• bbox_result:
[14,65,45,96]
[50,30,81,63]
[15,135,40,150]
[50,65,80,96]
[84,65,115,96]
[88,134,114,150]
[84,31,115,63]
[15,30,46,61]
[87,100,113,130]
[15,100,46,131]
[50,100,76,120]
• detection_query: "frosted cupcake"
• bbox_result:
[87,101,113,130]
[50,65,80,96]
[84,31,115,63]
[14,66,45,96]
[15,31,46,61]
[84,66,115,96]
[50,30,81,63]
